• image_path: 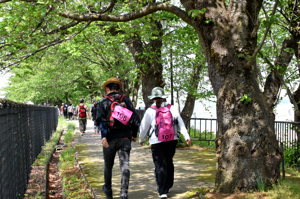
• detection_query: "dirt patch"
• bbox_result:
[47,145,63,198]
[24,165,46,198]
[24,130,92,199]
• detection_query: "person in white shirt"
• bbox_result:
[139,87,191,199]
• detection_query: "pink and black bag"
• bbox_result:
[150,104,175,142]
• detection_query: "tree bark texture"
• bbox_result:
[180,63,203,124]
[181,0,282,192]
[288,0,300,122]
[263,37,295,108]
[126,21,165,109]
[132,78,140,107]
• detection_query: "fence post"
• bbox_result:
[280,142,285,179]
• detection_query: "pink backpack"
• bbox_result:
[151,104,175,142]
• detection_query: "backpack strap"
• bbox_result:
[147,105,158,138]
[105,95,114,101]
[150,105,158,110]
[119,95,124,101]
[105,95,124,102]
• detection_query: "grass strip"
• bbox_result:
[24,117,65,198]
[59,121,94,199]
[184,152,300,199]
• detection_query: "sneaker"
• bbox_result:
[159,194,167,199]
[80,133,83,136]
[120,195,128,199]
[102,185,113,199]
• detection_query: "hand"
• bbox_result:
[132,137,137,142]
[139,142,144,146]
[186,139,191,146]
[102,138,109,148]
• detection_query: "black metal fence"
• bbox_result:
[0,99,58,199]
[185,118,300,168]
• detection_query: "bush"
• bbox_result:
[283,141,300,168]
[187,128,216,148]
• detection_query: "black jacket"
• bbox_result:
[96,92,140,140]
[91,103,98,121]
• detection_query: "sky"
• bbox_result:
[0,72,294,122]
[0,72,10,98]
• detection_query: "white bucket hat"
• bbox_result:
[148,87,168,99]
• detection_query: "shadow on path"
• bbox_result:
[72,119,213,199]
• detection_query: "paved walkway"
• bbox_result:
[73,120,213,199]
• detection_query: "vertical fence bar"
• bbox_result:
[281,142,285,179]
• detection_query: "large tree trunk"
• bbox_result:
[293,86,300,122]
[64,92,70,105]
[183,0,282,192]
[287,0,300,122]
[291,35,300,122]
[180,62,203,124]
[263,38,296,108]
[215,65,281,192]
[132,78,140,107]
[126,21,165,109]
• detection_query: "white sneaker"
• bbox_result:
[159,194,167,198]
[80,132,83,136]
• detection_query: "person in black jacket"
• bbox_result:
[96,77,140,199]
[91,99,100,135]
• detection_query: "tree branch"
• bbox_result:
[0,0,37,3]
[0,21,91,71]
[245,0,280,69]
[260,49,298,114]
[46,75,83,88]
[29,5,54,37]
[81,55,102,66]
[59,3,198,28]
[276,70,300,115]
[45,21,80,35]
[97,0,118,14]
[262,5,277,51]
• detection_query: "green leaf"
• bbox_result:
[240,94,252,104]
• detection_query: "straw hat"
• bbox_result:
[103,77,123,91]
[148,87,168,99]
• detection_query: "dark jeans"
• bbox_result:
[151,140,178,195]
[68,112,73,120]
[103,138,132,196]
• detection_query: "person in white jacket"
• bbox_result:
[139,87,191,199]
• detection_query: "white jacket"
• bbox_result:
[139,102,190,145]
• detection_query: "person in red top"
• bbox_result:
[75,98,91,136]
